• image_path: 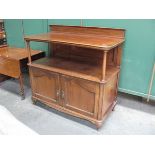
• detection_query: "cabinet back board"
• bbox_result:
[50,25,125,38]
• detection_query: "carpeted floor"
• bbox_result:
[0,74,155,135]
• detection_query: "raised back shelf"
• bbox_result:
[25,25,125,50]
[50,25,125,39]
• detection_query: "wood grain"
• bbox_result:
[0,47,45,99]
[25,25,125,128]
[29,57,119,83]
[25,25,125,50]
[0,47,42,60]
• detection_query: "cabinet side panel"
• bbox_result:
[102,74,118,118]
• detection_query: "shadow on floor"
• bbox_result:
[36,101,98,129]
[118,92,155,115]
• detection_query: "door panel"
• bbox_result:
[30,67,60,104]
[61,75,99,117]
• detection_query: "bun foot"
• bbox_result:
[20,90,25,100]
[112,100,117,111]
[32,98,37,104]
[95,121,103,130]
[112,106,115,111]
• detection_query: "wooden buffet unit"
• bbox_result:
[25,25,125,128]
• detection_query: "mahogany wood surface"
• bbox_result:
[30,67,61,105]
[0,56,20,78]
[0,47,45,99]
[25,25,125,128]
[60,75,99,118]
[50,25,125,38]
[25,25,125,50]
[29,57,119,83]
[0,47,42,60]
[30,65,118,128]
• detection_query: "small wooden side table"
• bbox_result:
[0,47,44,99]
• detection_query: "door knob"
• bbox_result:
[56,90,60,97]
[61,90,65,99]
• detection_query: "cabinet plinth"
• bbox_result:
[25,25,125,128]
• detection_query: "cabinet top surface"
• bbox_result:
[29,57,119,83]
[0,47,43,60]
[24,25,125,50]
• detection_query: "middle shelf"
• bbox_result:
[29,57,119,83]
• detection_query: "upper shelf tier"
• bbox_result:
[28,57,120,83]
[24,25,125,51]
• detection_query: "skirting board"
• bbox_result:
[119,87,155,101]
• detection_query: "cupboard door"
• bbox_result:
[61,75,99,118]
[30,67,60,105]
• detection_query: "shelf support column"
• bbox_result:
[26,40,32,63]
[102,51,107,81]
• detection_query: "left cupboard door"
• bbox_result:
[30,67,61,105]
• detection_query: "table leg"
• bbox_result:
[19,74,25,100]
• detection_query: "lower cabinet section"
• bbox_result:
[29,66,118,128]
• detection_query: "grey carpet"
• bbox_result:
[0,74,155,135]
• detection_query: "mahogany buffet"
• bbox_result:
[25,25,125,128]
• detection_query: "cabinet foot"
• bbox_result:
[112,100,117,111]
[95,121,103,130]
[112,106,115,111]
[32,98,37,104]
[19,75,25,100]
[20,90,25,100]
[21,94,25,100]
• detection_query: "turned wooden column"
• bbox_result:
[114,45,123,68]
[102,51,107,81]
[19,74,25,100]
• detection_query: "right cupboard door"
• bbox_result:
[61,75,99,118]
